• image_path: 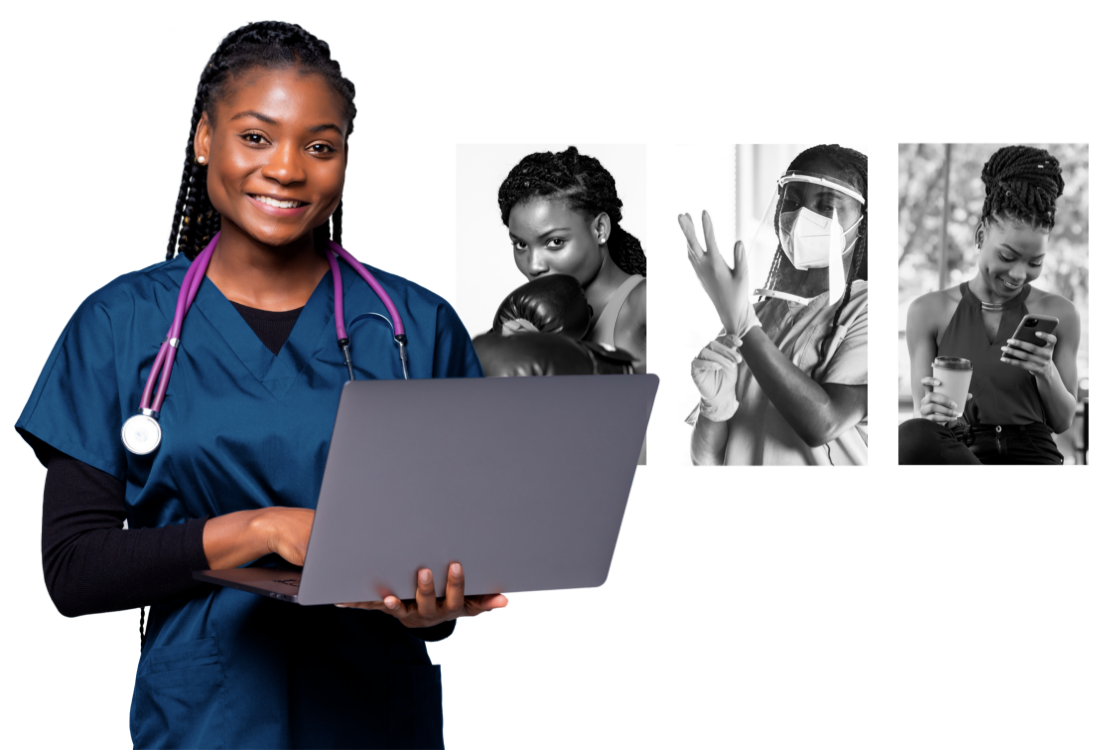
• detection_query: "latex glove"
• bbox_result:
[692,334,742,422]
[679,211,760,340]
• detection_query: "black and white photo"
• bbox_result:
[457,144,648,459]
[898,144,1089,465]
[675,144,869,465]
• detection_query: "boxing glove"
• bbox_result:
[580,341,636,375]
[473,331,634,377]
[491,275,592,339]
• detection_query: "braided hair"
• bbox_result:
[165,21,356,261]
[978,145,1064,237]
[497,147,646,277]
[760,144,868,381]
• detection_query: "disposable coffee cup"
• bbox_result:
[932,356,973,416]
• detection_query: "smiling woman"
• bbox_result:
[15,20,503,749]
[900,145,1082,465]
[192,66,347,309]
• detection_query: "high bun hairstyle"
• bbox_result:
[761,144,868,381]
[165,21,356,260]
[979,145,1064,235]
[497,147,647,277]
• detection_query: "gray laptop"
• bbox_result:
[194,374,658,605]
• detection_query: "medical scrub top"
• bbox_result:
[17,251,484,749]
[687,280,868,465]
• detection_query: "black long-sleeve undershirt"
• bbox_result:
[38,303,454,641]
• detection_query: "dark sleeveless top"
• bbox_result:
[938,282,1047,428]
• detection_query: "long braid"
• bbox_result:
[761,239,784,292]
[497,146,647,276]
[810,242,865,380]
[165,79,211,260]
[607,224,646,277]
[166,21,357,260]
[979,145,1063,233]
[764,184,793,291]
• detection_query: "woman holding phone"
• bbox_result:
[900,145,1081,465]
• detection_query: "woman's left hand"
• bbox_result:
[335,562,508,628]
[1001,331,1057,378]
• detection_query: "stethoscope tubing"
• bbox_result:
[136,232,406,419]
[326,240,405,340]
[140,235,218,414]
[123,233,415,635]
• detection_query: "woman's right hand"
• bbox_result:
[251,507,315,566]
[918,376,971,424]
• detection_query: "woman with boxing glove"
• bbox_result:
[497,146,647,373]
[681,144,868,465]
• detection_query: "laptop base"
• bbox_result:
[194,568,302,603]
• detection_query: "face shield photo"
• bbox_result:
[748,170,865,305]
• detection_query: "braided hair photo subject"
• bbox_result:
[761,144,868,380]
[497,147,647,277]
[166,21,356,261]
[978,145,1064,237]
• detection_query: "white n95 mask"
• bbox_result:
[779,208,861,270]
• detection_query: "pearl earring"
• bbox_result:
[195,155,207,165]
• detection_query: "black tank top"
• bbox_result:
[937,282,1047,427]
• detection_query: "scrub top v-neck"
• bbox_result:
[17,251,483,749]
[186,256,343,401]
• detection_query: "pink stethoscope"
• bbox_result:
[121,233,409,455]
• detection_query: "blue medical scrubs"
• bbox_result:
[17,251,483,748]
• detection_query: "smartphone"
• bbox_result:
[1006,314,1058,358]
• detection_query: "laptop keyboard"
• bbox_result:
[273,578,300,587]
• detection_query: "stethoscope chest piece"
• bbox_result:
[122,413,162,455]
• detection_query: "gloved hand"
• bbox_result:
[473,331,633,377]
[691,334,742,422]
[492,275,592,339]
[580,341,636,375]
[679,211,760,340]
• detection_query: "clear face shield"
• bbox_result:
[747,170,865,306]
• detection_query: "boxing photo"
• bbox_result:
[456,144,648,461]
[898,144,1089,465]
